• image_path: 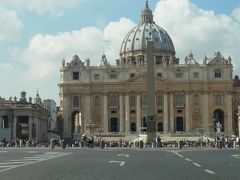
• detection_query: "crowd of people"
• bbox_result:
[1,134,240,149]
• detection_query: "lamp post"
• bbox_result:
[97,128,103,142]
[85,120,95,137]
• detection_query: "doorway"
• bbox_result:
[213,109,224,132]
[110,117,118,132]
[175,117,184,132]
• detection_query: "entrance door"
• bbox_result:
[176,117,184,131]
[141,117,147,132]
[110,118,118,132]
[213,109,224,132]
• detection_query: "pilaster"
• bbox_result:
[119,93,124,132]
[103,93,108,132]
[136,92,141,132]
[125,93,130,133]
[169,93,174,132]
[163,92,169,132]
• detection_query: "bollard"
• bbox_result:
[233,141,236,148]
[19,139,23,148]
[139,140,143,149]
[50,138,55,149]
[62,140,66,149]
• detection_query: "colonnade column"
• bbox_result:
[226,93,233,134]
[136,92,141,132]
[13,115,17,139]
[34,117,39,142]
[0,116,3,129]
[63,93,69,138]
[125,93,130,133]
[119,93,124,133]
[202,92,209,132]
[103,93,108,133]
[169,93,174,132]
[163,92,169,133]
[28,116,33,140]
[238,106,240,136]
[185,92,191,132]
[84,92,91,134]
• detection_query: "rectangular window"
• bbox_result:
[215,95,222,106]
[157,73,162,78]
[130,73,135,78]
[130,96,136,106]
[72,72,79,80]
[73,96,79,108]
[175,95,184,107]
[193,72,199,79]
[175,73,183,79]
[109,95,118,108]
[141,95,147,106]
[94,74,100,80]
[156,95,163,106]
[110,74,117,79]
[215,69,221,78]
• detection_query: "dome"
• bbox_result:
[119,1,175,65]
[120,23,175,56]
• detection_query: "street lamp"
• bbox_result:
[97,128,103,142]
[85,120,95,137]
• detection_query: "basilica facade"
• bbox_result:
[59,1,240,138]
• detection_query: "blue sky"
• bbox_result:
[0,0,240,105]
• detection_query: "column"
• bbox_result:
[136,93,141,132]
[119,93,124,133]
[226,93,233,134]
[202,92,209,131]
[84,92,91,134]
[238,107,240,136]
[163,93,169,132]
[0,116,3,129]
[125,93,130,133]
[13,116,17,139]
[34,117,39,142]
[63,94,69,138]
[169,93,174,132]
[28,116,33,140]
[185,93,191,132]
[103,93,108,133]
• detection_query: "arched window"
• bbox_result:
[73,96,79,108]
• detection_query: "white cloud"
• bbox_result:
[1,0,84,17]
[15,27,104,79]
[232,8,240,22]
[153,0,240,72]
[14,18,135,79]
[0,7,23,42]
[103,17,136,61]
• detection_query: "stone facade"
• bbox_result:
[0,91,48,143]
[59,1,239,138]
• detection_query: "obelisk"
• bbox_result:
[146,39,156,143]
